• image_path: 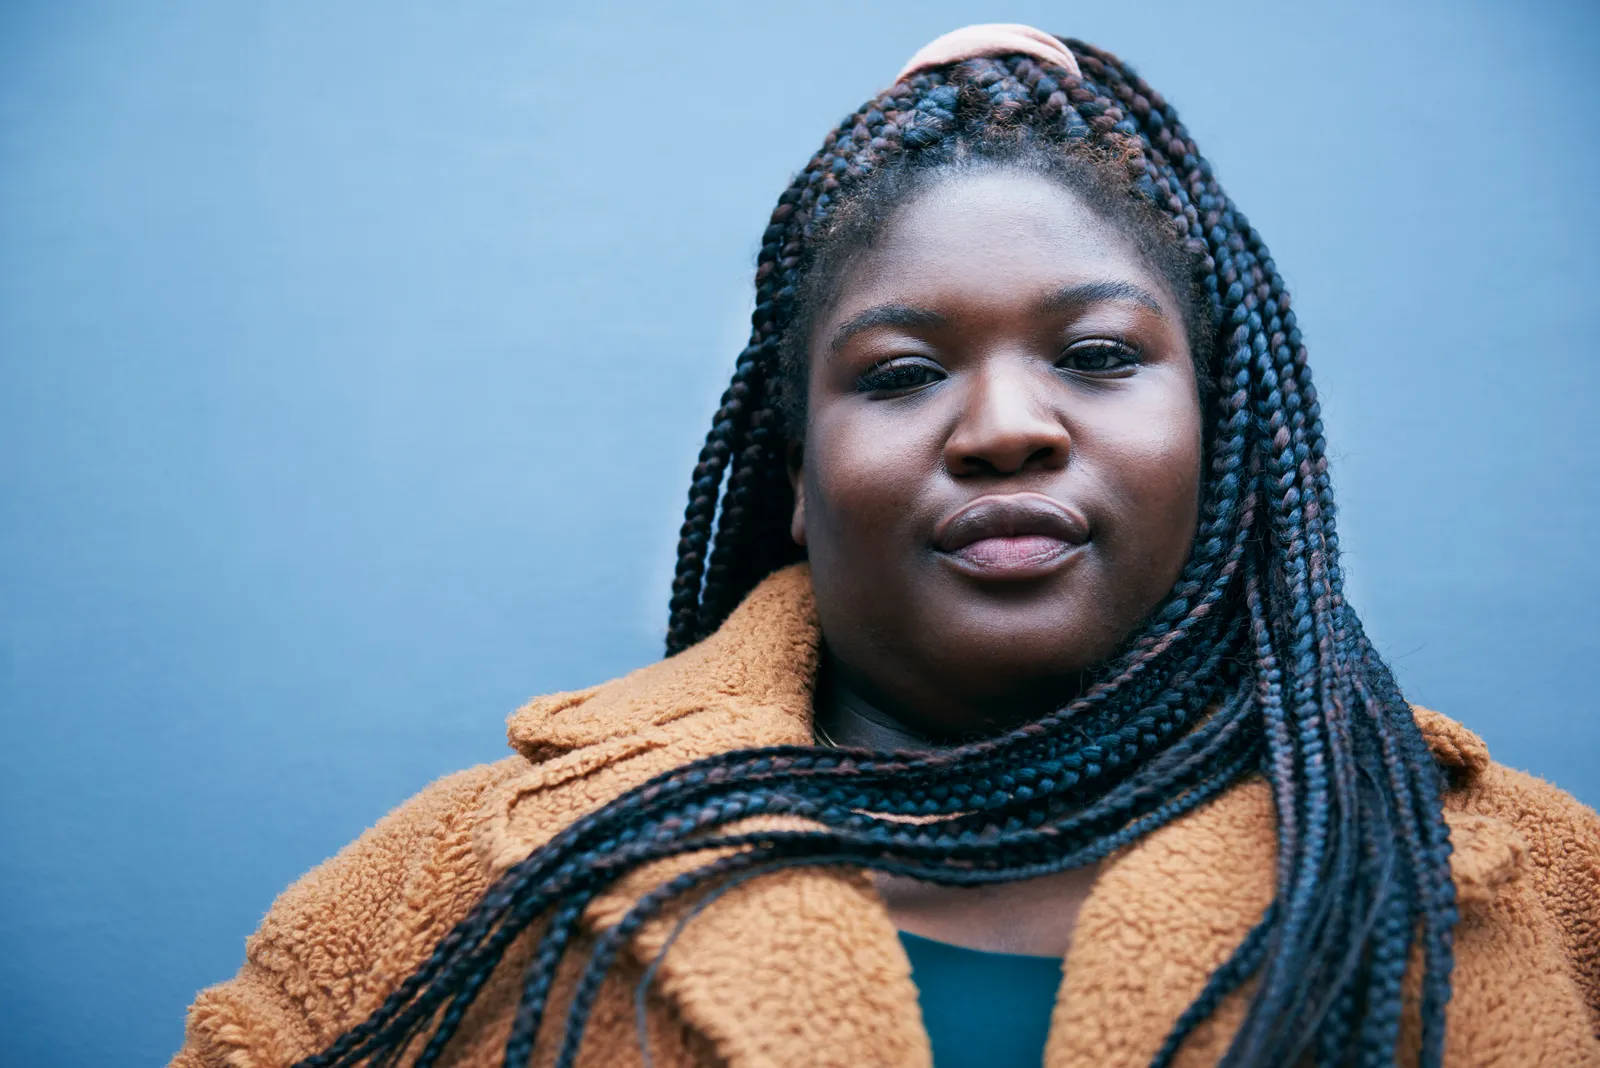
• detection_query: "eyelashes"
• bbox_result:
[1057,339,1140,374]
[855,359,943,393]
[852,340,1143,394]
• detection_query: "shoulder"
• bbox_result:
[1461,759,1600,854]
[1448,750,1600,950]
[174,755,529,1066]
[1429,705,1600,903]
[1415,707,1600,1042]
[1411,705,1598,903]
[256,756,528,952]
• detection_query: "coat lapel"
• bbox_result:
[1046,705,1520,1066]
[1048,775,1278,1065]
[471,564,930,1066]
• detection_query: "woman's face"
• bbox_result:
[790,168,1203,737]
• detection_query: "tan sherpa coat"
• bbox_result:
[173,564,1600,1067]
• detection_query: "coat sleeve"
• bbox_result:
[169,757,523,1068]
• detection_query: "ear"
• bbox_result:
[786,439,807,547]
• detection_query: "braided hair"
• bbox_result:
[302,36,1457,1068]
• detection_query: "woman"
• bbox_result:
[172,24,1600,1068]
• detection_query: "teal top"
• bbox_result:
[896,930,1063,1067]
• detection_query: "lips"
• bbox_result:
[934,492,1090,552]
[932,492,1090,580]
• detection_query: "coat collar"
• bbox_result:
[471,562,1516,1066]
[504,564,822,767]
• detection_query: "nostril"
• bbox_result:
[953,440,1067,478]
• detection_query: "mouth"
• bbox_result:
[932,492,1090,581]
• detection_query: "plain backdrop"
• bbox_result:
[3,1,1598,1063]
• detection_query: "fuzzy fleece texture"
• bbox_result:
[172,564,1600,1067]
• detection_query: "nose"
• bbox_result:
[943,360,1072,477]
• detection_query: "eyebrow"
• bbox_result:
[828,304,948,353]
[1041,279,1165,313]
[827,280,1166,354]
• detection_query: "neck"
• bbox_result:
[812,651,969,751]
[812,648,1086,749]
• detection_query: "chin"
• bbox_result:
[960,636,1101,685]
[950,600,1122,670]
[912,623,1110,726]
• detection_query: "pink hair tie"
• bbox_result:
[895,23,1081,82]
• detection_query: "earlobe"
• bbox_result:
[787,443,807,547]
[790,485,807,547]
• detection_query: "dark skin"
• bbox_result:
[787,169,1204,953]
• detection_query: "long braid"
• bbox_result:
[302,38,1457,1067]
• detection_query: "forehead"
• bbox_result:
[824,169,1177,319]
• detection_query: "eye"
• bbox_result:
[1057,339,1140,375]
[855,358,944,394]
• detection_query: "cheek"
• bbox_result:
[1095,388,1204,566]
[802,406,931,535]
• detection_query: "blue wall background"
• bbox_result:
[3,2,1597,1062]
